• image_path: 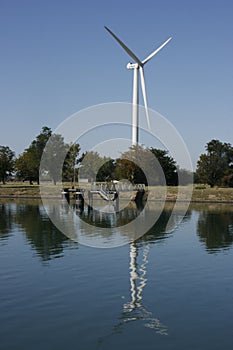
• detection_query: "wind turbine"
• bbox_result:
[105,26,172,145]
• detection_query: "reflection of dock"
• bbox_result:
[62,188,85,201]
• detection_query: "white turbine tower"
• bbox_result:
[105,26,172,145]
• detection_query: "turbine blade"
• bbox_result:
[142,37,172,65]
[139,66,151,130]
[105,26,142,66]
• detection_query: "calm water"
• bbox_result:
[0,199,233,350]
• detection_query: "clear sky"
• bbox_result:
[0,0,232,169]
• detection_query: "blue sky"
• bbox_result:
[0,0,232,169]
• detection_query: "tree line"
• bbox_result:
[0,126,232,187]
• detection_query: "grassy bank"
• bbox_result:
[1,182,233,202]
[0,183,40,197]
[190,186,233,202]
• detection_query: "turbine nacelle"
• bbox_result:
[127,62,139,70]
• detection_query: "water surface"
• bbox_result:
[0,199,233,350]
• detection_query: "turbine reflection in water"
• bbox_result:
[120,242,168,335]
[70,200,171,338]
[45,199,187,339]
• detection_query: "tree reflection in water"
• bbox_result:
[0,202,15,242]
[13,200,71,261]
[196,204,233,253]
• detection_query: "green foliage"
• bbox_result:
[78,151,115,182]
[115,145,149,184]
[15,126,52,184]
[193,172,200,184]
[149,148,178,185]
[96,158,116,182]
[0,146,15,184]
[195,185,207,190]
[42,133,69,185]
[7,126,233,191]
[115,145,178,185]
[62,143,81,182]
[196,139,233,187]
[177,168,193,185]
[15,151,37,184]
[15,126,80,185]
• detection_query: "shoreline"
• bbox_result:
[1,195,233,204]
[1,184,233,203]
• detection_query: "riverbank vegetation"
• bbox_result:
[0,126,233,190]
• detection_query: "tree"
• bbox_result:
[62,143,81,183]
[15,126,52,184]
[196,139,233,187]
[115,145,177,185]
[0,146,15,184]
[177,168,193,185]
[115,145,165,185]
[96,158,116,182]
[115,146,147,184]
[149,148,177,185]
[15,151,37,184]
[78,151,114,182]
[42,133,69,185]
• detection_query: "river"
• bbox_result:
[0,199,233,350]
